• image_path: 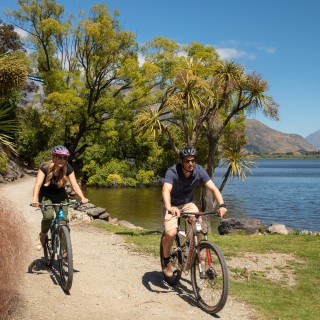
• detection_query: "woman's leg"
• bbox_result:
[39,194,55,234]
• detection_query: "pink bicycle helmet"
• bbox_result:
[51,145,70,157]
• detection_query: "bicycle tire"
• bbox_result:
[191,240,229,314]
[43,230,54,267]
[160,231,182,286]
[58,225,73,291]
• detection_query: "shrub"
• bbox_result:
[0,196,30,318]
[136,169,154,186]
[106,174,123,187]
[0,154,8,171]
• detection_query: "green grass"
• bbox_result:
[92,221,320,320]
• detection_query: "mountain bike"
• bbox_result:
[160,211,229,314]
[32,200,80,291]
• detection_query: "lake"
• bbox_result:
[84,158,320,232]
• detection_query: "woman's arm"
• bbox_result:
[32,169,45,207]
[67,172,89,204]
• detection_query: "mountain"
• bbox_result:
[244,119,318,154]
[306,130,320,149]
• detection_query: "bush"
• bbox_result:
[0,196,30,319]
[136,169,154,186]
[106,174,123,187]
[0,154,8,171]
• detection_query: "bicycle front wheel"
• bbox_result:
[191,240,228,314]
[160,231,182,286]
[57,225,73,291]
[43,230,54,267]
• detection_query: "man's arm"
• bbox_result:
[162,182,180,216]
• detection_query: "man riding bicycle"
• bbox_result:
[161,146,227,277]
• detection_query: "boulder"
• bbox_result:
[99,212,110,221]
[86,207,106,218]
[75,203,95,211]
[218,218,267,235]
[118,220,143,229]
[268,224,294,235]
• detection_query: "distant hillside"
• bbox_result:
[244,119,318,154]
[306,130,320,149]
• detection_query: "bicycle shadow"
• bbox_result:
[27,258,80,294]
[142,271,222,318]
[142,271,198,308]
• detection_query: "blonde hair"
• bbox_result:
[43,160,68,188]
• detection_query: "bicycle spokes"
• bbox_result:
[191,241,228,314]
[58,226,73,291]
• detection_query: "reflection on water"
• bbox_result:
[84,159,320,232]
[84,187,163,230]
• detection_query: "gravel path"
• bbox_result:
[1,175,258,320]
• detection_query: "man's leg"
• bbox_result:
[161,202,178,277]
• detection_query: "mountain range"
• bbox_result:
[244,119,319,154]
[305,130,320,149]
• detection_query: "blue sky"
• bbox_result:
[2,0,319,137]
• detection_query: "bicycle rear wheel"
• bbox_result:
[191,240,228,314]
[43,230,54,267]
[160,231,182,286]
[57,225,73,291]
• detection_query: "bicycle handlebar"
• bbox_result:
[181,211,220,218]
[30,200,86,209]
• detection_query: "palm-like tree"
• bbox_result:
[0,106,17,155]
[0,53,26,157]
[134,56,214,154]
[219,147,255,192]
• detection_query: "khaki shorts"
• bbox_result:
[161,202,199,233]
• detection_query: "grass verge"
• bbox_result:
[92,221,320,320]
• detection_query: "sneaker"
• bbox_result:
[35,232,47,251]
[163,260,174,277]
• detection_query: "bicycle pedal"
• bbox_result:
[200,272,208,279]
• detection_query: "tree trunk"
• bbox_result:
[219,166,231,192]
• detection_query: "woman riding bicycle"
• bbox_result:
[161,146,227,277]
[31,145,89,251]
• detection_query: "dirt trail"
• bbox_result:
[1,175,258,320]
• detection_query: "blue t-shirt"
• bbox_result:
[164,163,210,206]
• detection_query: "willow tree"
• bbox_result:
[7,1,140,162]
[6,0,66,74]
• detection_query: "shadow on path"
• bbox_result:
[27,258,80,295]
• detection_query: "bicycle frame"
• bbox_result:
[32,201,80,291]
[180,212,212,274]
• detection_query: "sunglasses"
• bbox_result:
[183,159,195,164]
[55,155,68,161]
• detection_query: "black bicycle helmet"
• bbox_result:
[179,146,198,158]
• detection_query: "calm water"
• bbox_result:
[84,159,320,232]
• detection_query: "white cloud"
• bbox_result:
[138,53,145,66]
[216,48,256,60]
[15,27,28,39]
[219,39,240,47]
[258,46,276,54]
